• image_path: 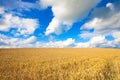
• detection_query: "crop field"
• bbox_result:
[0,48,120,80]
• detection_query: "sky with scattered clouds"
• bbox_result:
[0,0,120,48]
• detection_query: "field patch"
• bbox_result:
[0,48,120,80]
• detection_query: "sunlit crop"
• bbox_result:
[0,48,120,80]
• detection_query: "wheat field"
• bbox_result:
[0,48,120,80]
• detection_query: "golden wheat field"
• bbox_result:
[0,48,120,80]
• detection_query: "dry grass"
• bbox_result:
[0,48,120,80]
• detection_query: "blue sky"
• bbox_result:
[0,0,120,48]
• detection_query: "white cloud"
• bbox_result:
[0,14,38,36]
[106,2,114,10]
[22,36,36,44]
[81,2,120,34]
[1,0,120,48]
[84,1,120,31]
[0,34,19,48]
[0,35,76,48]
[0,0,40,11]
[40,0,51,9]
[76,36,107,48]
[79,2,120,48]
[112,32,120,39]
[75,42,90,48]
[17,36,37,48]
[90,36,106,47]
[41,0,101,35]
[79,32,99,39]
[45,18,71,35]
[0,7,4,14]
[45,18,62,35]
[114,38,120,44]
[81,12,120,35]
[0,34,119,48]
[45,38,75,48]
[0,34,37,48]
[112,31,120,47]
[35,38,75,48]
[41,0,101,24]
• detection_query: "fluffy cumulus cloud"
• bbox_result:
[0,7,4,14]
[45,18,71,35]
[79,1,120,48]
[36,35,118,48]
[76,36,105,48]
[81,12,120,35]
[1,0,120,48]
[45,18,62,35]
[41,0,101,35]
[46,38,75,48]
[112,31,120,47]
[76,35,116,48]
[106,2,114,10]
[0,0,39,37]
[0,36,75,48]
[0,0,38,48]
[112,32,120,39]
[35,36,117,48]
[0,34,37,48]
[0,0,40,11]
[0,13,38,36]
[0,34,119,48]
[36,38,75,48]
